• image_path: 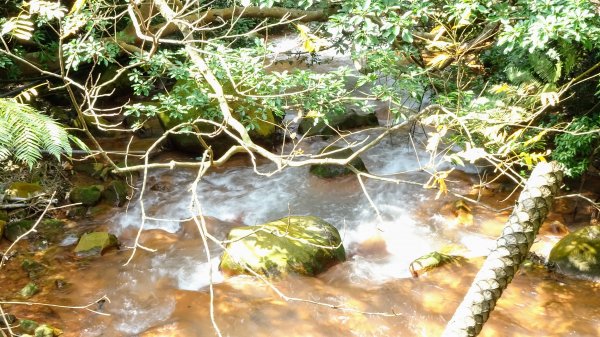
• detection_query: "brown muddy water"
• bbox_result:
[2,129,599,337]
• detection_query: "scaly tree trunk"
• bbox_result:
[442,162,563,337]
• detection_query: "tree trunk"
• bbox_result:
[442,162,563,337]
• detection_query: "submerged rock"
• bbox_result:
[70,186,102,206]
[549,225,600,279]
[19,319,39,334]
[0,313,16,327]
[309,146,368,178]
[19,282,39,298]
[34,324,61,337]
[220,216,345,277]
[22,259,46,279]
[74,232,119,257]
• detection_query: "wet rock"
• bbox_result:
[4,218,67,243]
[38,219,67,243]
[549,225,600,278]
[4,219,35,242]
[74,232,119,257]
[101,180,129,207]
[309,146,368,179]
[66,206,88,219]
[5,182,43,199]
[19,319,39,334]
[69,186,102,207]
[19,282,39,298]
[298,111,379,137]
[220,216,346,277]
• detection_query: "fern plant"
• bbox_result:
[0,98,77,167]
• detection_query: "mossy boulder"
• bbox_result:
[298,111,379,137]
[3,219,66,243]
[70,186,102,206]
[155,80,277,156]
[0,220,5,239]
[37,219,67,243]
[4,220,35,242]
[5,182,43,199]
[220,216,346,277]
[74,232,119,257]
[549,225,600,278]
[309,146,368,178]
[102,180,129,207]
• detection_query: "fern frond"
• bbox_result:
[529,52,561,83]
[0,98,74,168]
[505,66,539,86]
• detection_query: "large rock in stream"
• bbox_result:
[220,216,345,277]
[549,225,600,279]
[74,232,119,257]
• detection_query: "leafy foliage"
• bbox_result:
[0,98,74,167]
[552,114,600,176]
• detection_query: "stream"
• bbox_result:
[4,34,600,337]
[35,129,600,337]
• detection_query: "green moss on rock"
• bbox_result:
[74,232,119,257]
[4,220,35,242]
[3,219,66,242]
[6,182,43,199]
[309,146,368,178]
[220,216,345,277]
[70,186,102,206]
[549,225,600,279]
[19,282,39,298]
[19,319,39,334]
[101,180,129,207]
[34,324,59,337]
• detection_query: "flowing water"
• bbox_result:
[14,129,596,337]
[3,34,600,337]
